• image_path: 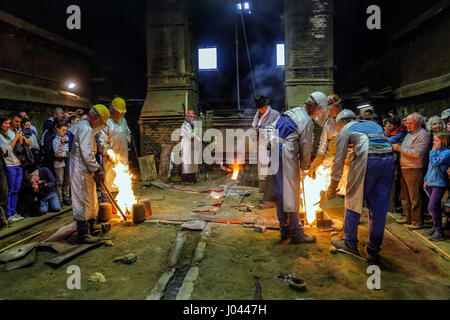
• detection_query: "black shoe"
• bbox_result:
[331,238,360,256]
[428,231,444,242]
[290,234,316,244]
[367,252,381,266]
[63,199,71,207]
[423,229,435,236]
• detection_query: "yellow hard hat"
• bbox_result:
[111,97,127,113]
[93,104,110,122]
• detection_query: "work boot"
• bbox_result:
[428,231,444,242]
[279,226,290,241]
[88,219,102,236]
[423,228,435,236]
[396,218,410,225]
[290,234,316,244]
[76,221,101,244]
[367,252,381,267]
[331,238,359,256]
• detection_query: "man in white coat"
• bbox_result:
[252,95,280,208]
[70,105,110,244]
[326,110,394,265]
[180,110,201,183]
[98,97,132,204]
[269,92,329,244]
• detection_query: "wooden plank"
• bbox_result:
[45,242,104,268]
[3,247,37,272]
[138,155,158,182]
[0,208,72,240]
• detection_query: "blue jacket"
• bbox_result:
[37,167,58,200]
[424,147,450,187]
[386,127,407,144]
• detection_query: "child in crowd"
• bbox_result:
[423,131,450,241]
[52,122,71,206]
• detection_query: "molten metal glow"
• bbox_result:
[231,164,240,180]
[106,150,138,218]
[301,166,331,224]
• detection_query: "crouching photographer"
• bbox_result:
[26,167,61,216]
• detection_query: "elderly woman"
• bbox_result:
[426,116,446,148]
[392,113,431,229]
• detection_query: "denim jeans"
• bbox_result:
[39,193,61,215]
[5,166,23,218]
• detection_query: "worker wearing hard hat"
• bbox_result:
[267,92,330,244]
[70,104,110,244]
[252,95,280,208]
[180,110,201,183]
[308,94,350,193]
[326,109,394,266]
[98,98,132,204]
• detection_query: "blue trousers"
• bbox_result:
[344,156,394,254]
[39,193,61,215]
[5,166,23,218]
[274,156,304,239]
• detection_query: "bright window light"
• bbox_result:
[276,44,285,66]
[237,3,242,10]
[199,47,217,70]
[244,2,250,9]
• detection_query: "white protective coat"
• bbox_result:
[331,121,369,214]
[180,121,201,174]
[70,119,103,222]
[269,107,313,213]
[98,117,132,192]
[253,106,280,177]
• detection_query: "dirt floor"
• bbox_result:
[0,173,449,300]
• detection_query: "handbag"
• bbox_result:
[13,141,35,167]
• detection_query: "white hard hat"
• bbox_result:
[336,109,356,123]
[441,109,450,120]
[310,92,328,109]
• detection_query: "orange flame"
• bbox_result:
[231,164,240,180]
[300,166,331,224]
[106,150,138,219]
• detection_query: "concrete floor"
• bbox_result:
[0,174,449,300]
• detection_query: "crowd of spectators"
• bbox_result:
[0,108,85,226]
[363,107,450,241]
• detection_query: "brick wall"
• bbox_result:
[141,118,185,171]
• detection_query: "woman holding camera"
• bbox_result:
[0,114,25,224]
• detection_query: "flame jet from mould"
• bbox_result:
[106,149,138,219]
[301,166,331,224]
[231,164,241,181]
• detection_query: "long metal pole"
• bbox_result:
[235,13,241,110]
[99,182,127,221]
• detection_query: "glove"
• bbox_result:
[93,167,105,184]
[325,179,340,200]
[307,155,324,179]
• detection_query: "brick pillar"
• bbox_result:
[140,0,199,162]
[284,0,334,108]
